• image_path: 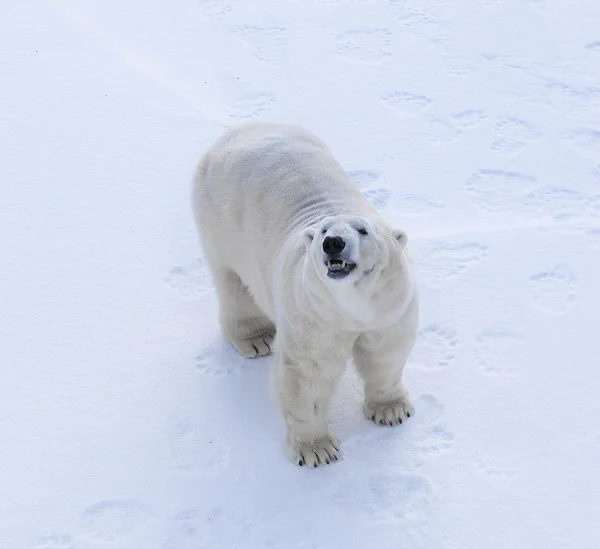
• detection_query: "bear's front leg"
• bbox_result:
[274,350,345,467]
[353,320,417,427]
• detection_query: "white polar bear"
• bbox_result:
[193,122,419,466]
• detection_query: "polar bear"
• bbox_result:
[193,122,418,466]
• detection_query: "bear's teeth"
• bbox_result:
[328,260,346,270]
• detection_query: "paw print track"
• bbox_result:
[266,542,323,549]
[408,425,455,457]
[381,91,432,116]
[397,10,448,46]
[475,455,519,487]
[199,0,236,18]
[410,324,457,370]
[474,330,522,379]
[163,507,254,549]
[418,241,489,283]
[334,471,434,523]
[424,116,460,143]
[347,169,383,191]
[411,393,445,425]
[521,188,588,223]
[234,26,287,64]
[335,29,392,64]
[587,228,600,249]
[491,117,539,154]
[566,128,600,159]
[467,169,538,213]
[368,472,434,520]
[219,76,275,119]
[195,341,255,376]
[164,258,213,300]
[79,499,150,541]
[35,534,76,549]
[362,188,392,209]
[170,417,230,473]
[450,109,487,129]
[529,265,576,315]
[394,193,444,216]
[585,41,600,52]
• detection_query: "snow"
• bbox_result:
[2,0,600,548]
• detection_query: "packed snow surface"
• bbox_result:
[2,1,600,548]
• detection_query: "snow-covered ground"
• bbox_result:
[2,0,600,547]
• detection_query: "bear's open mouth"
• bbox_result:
[326,259,357,279]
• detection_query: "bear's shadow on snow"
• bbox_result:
[202,337,283,442]
[200,336,374,464]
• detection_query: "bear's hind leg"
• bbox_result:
[212,267,275,358]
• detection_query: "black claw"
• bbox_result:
[313,462,317,468]
[398,417,402,423]
[325,459,330,464]
[371,414,376,421]
[298,460,304,466]
[407,411,411,417]
[379,419,385,425]
[252,344,259,356]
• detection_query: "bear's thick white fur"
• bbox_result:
[193,122,419,466]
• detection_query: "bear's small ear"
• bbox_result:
[392,229,408,249]
[302,228,315,247]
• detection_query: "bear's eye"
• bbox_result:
[358,228,368,236]
[321,228,327,234]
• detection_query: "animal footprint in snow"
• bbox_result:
[450,109,487,130]
[164,258,213,299]
[335,29,392,64]
[475,454,519,487]
[195,340,256,376]
[424,116,460,143]
[35,534,76,549]
[219,76,275,119]
[368,472,434,520]
[394,193,444,216]
[163,507,253,549]
[418,240,489,283]
[411,393,445,425]
[266,541,322,549]
[79,499,150,541]
[410,325,457,370]
[199,0,236,17]
[170,417,230,473]
[381,91,432,116]
[467,169,538,213]
[529,265,576,315]
[234,25,287,63]
[334,471,434,522]
[363,188,392,209]
[408,424,455,456]
[474,330,522,379]
[491,117,539,154]
[397,10,448,46]
[587,228,600,249]
[585,41,600,52]
[566,128,600,159]
[521,187,588,224]
[347,169,383,191]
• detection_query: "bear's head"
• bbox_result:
[302,214,407,285]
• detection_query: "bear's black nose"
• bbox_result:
[323,236,345,255]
